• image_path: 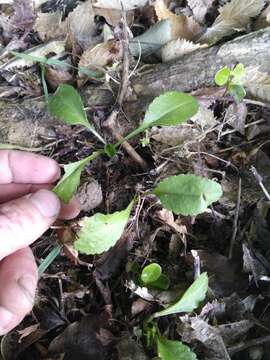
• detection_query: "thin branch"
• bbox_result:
[229,177,242,259]
[228,334,270,355]
[251,166,270,201]
[104,110,147,169]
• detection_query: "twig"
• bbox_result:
[104,110,147,169]
[251,166,270,201]
[117,15,130,106]
[229,177,242,259]
[103,13,148,169]
[228,334,270,355]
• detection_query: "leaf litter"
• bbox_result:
[1,0,270,359]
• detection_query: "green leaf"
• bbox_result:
[229,84,246,104]
[53,152,99,203]
[231,63,246,84]
[154,273,208,318]
[48,84,105,144]
[12,51,103,78]
[157,336,197,360]
[11,50,48,64]
[104,143,117,157]
[215,66,230,86]
[124,92,198,141]
[143,92,198,128]
[141,263,162,284]
[49,84,89,127]
[74,200,134,255]
[0,143,43,151]
[38,244,62,278]
[150,274,170,290]
[153,174,223,216]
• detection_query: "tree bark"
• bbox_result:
[1,28,270,146]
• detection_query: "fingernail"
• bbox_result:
[0,306,13,335]
[30,189,60,218]
[17,275,36,305]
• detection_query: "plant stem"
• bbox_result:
[40,64,49,104]
[86,124,106,145]
[104,110,147,169]
[38,244,62,277]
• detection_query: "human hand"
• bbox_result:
[0,150,80,335]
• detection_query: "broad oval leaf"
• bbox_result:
[154,272,208,318]
[53,152,99,203]
[229,84,246,104]
[141,263,162,284]
[157,337,197,360]
[215,66,230,86]
[74,201,134,255]
[150,273,170,290]
[231,63,245,84]
[143,91,199,128]
[153,174,223,216]
[49,84,105,144]
[49,84,89,127]
[124,91,198,141]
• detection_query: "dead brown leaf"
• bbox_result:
[77,179,103,212]
[67,0,101,52]
[79,40,122,73]
[45,66,73,91]
[200,0,265,44]
[180,317,231,360]
[34,11,66,41]
[188,0,216,23]
[224,103,247,136]
[154,0,202,40]
[161,38,206,62]
[11,0,36,33]
[93,6,134,26]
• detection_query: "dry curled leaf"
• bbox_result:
[191,105,217,130]
[11,0,36,32]
[188,0,215,23]
[242,66,270,102]
[0,40,65,70]
[79,40,122,72]
[34,11,66,41]
[151,125,199,146]
[93,5,134,26]
[45,66,73,90]
[255,3,270,28]
[154,0,202,41]
[161,38,206,62]
[67,0,101,51]
[200,0,265,44]
[93,0,148,10]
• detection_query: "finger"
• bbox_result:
[0,189,60,260]
[0,247,37,335]
[59,197,81,220]
[0,183,52,203]
[0,150,60,184]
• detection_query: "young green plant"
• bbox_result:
[215,63,246,103]
[146,273,209,360]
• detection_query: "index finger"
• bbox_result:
[0,150,60,184]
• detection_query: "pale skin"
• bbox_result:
[0,150,80,335]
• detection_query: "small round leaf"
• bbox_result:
[141,263,162,284]
[215,66,230,86]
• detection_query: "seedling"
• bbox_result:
[141,263,170,290]
[8,51,223,270]
[9,51,215,359]
[145,273,208,359]
[215,63,246,103]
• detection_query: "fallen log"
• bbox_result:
[1,28,270,146]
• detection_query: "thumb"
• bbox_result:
[0,189,60,261]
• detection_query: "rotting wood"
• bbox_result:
[1,28,270,146]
